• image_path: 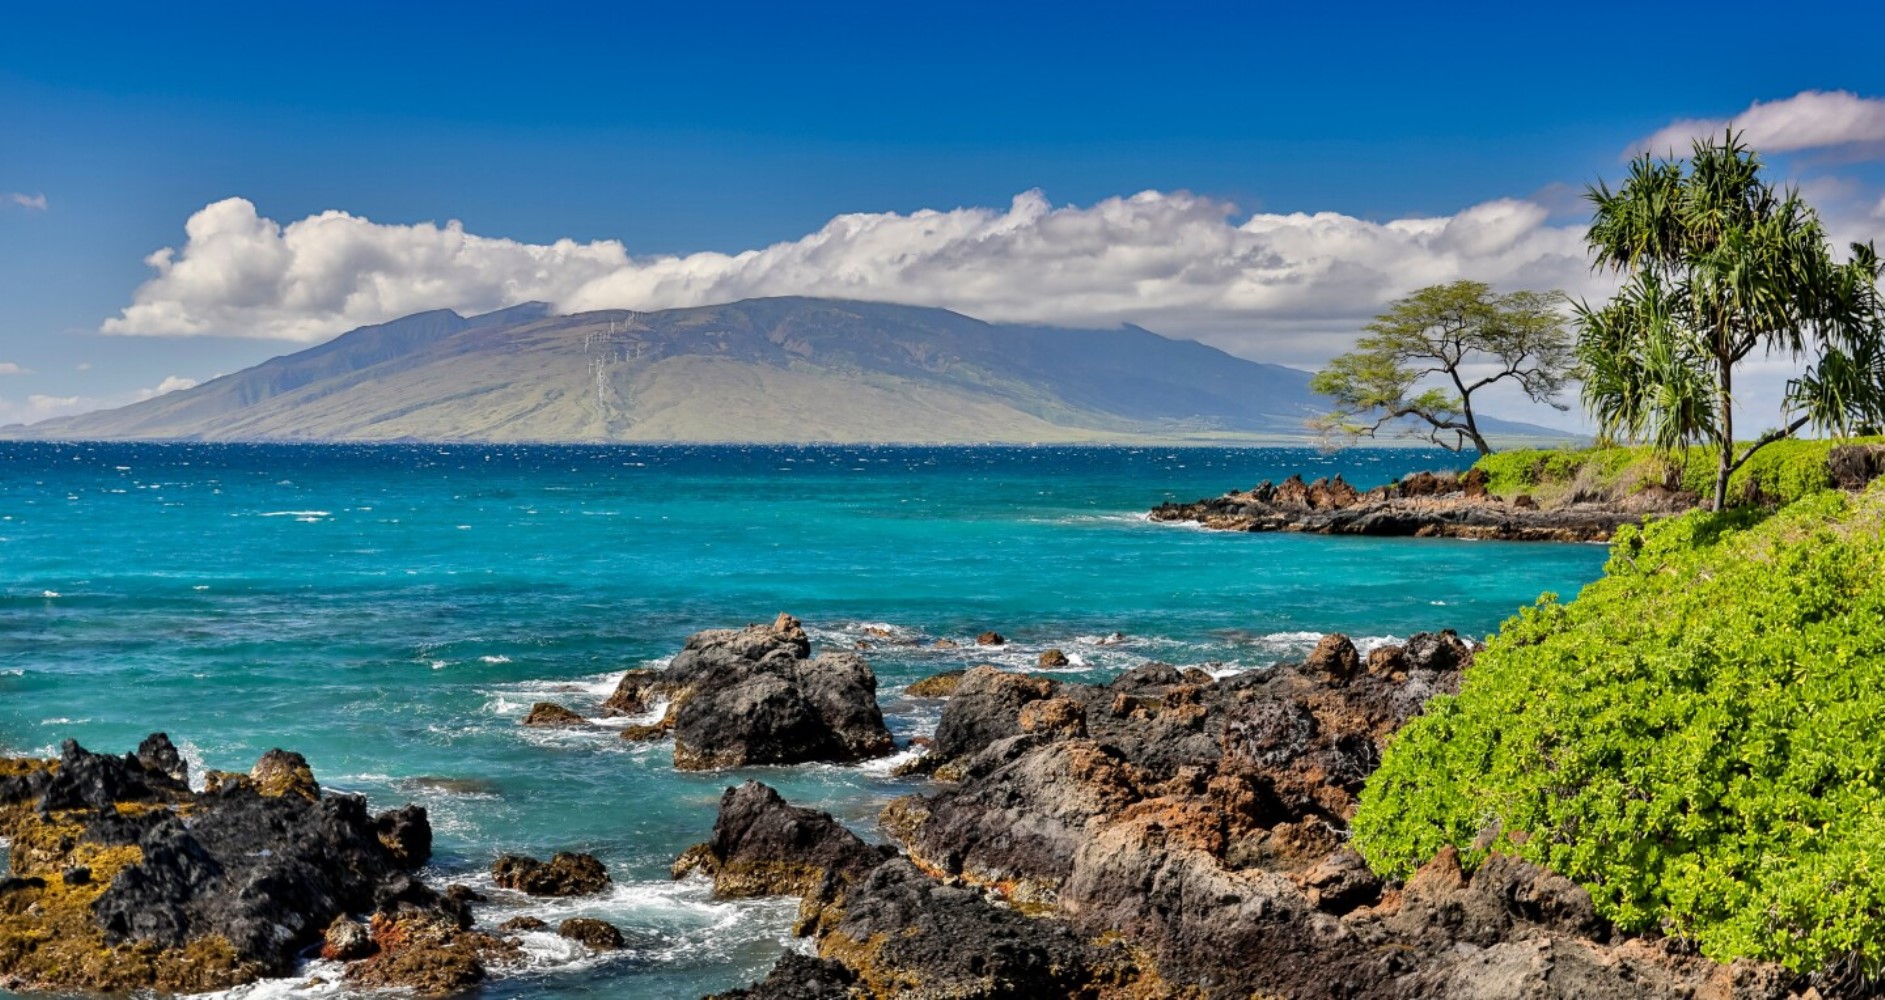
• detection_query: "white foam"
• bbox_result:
[854,745,925,776]
[182,959,347,998]
[479,655,513,664]
[40,590,60,598]
[257,511,330,518]
[429,659,449,670]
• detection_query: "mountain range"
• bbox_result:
[3,298,1573,445]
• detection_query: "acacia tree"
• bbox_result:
[1310,280,1574,455]
[1579,131,1885,511]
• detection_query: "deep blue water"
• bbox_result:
[0,443,1608,998]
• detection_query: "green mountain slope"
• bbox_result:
[5,297,1573,444]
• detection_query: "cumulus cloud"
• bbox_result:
[4,192,48,211]
[133,375,199,401]
[103,192,1604,363]
[1631,90,1885,159]
[0,363,28,375]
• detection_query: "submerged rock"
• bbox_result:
[0,735,462,995]
[601,614,895,770]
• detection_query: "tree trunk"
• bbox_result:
[1712,363,1733,512]
[1461,399,1491,456]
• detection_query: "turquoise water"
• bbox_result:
[0,443,1608,998]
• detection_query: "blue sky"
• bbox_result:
[5,0,1885,428]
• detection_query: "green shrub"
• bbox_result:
[1473,437,1876,508]
[1353,484,1885,971]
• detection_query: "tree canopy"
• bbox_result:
[1310,280,1573,455]
[1577,130,1885,510]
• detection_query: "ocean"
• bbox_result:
[0,442,1607,998]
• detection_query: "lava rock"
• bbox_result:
[491,852,612,897]
[521,702,590,727]
[905,669,965,697]
[557,917,626,950]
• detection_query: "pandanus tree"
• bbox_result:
[1578,131,1885,510]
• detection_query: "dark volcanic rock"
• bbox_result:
[491,852,612,897]
[557,917,626,950]
[0,736,454,995]
[929,666,1057,763]
[707,952,858,999]
[1149,470,1649,542]
[602,614,896,770]
[671,781,891,900]
[691,628,1810,1000]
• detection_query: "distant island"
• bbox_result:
[0,297,1574,446]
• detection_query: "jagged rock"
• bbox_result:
[1304,633,1361,682]
[599,616,894,770]
[521,702,590,727]
[321,915,376,961]
[0,735,444,995]
[346,908,515,996]
[491,852,612,897]
[496,915,547,932]
[905,669,965,697]
[1037,648,1069,667]
[376,804,433,867]
[708,952,859,999]
[672,781,891,899]
[974,631,1007,646]
[557,917,625,950]
[929,667,1057,761]
[1150,470,1647,542]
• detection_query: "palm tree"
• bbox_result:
[1579,131,1885,510]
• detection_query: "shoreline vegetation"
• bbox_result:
[1149,438,1885,542]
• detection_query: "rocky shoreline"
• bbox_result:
[693,631,1814,999]
[0,617,1831,997]
[1149,469,1681,542]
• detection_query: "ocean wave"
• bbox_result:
[479,654,513,664]
[256,510,331,518]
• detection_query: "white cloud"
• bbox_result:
[133,375,199,401]
[0,363,28,375]
[74,362,92,372]
[103,192,1605,364]
[4,192,48,211]
[1632,90,1885,159]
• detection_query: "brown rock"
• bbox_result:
[496,915,547,933]
[491,852,612,897]
[1018,697,1088,739]
[906,669,966,698]
[320,916,376,961]
[975,631,1007,647]
[1037,648,1070,668]
[521,702,589,728]
[250,749,319,801]
[1303,634,1361,683]
[557,917,626,950]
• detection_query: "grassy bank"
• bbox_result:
[1471,437,1883,508]
[1353,483,1885,972]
